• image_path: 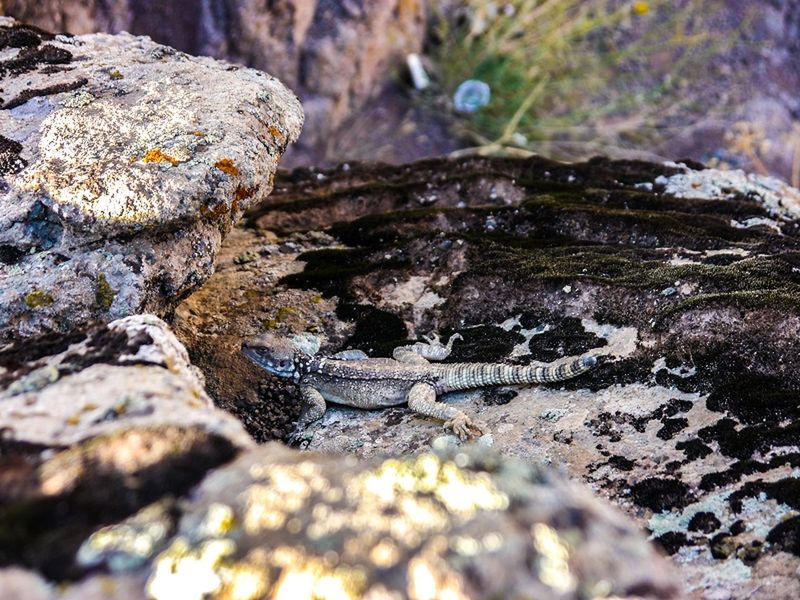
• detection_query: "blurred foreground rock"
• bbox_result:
[176,156,800,598]
[0,18,302,342]
[0,315,251,580]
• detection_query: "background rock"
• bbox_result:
[0,18,302,342]
[175,156,800,598]
[1,0,424,165]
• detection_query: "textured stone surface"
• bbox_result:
[0,18,302,342]
[175,156,800,598]
[80,442,680,599]
[0,568,53,600]
[0,318,248,581]
[0,314,254,449]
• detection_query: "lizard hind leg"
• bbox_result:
[393,332,463,363]
[406,382,483,441]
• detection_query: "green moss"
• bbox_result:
[95,274,116,309]
[262,306,296,329]
[25,289,54,309]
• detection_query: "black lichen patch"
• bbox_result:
[482,388,518,406]
[688,511,722,533]
[0,43,73,79]
[706,376,800,426]
[676,439,713,462]
[607,455,636,471]
[1,77,88,110]
[653,531,691,555]
[525,316,607,362]
[767,516,800,556]
[656,417,689,440]
[729,477,800,512]
[630,477,695,512]
[445,325,523,363]
[586,397,694,442]
[0,134,27,175]
[0,23,54,51]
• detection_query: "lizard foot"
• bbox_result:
[444,413,484,441]
[286,427,312,449]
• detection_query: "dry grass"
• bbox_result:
[430,0,744,162]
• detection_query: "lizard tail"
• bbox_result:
[441,355,596,390]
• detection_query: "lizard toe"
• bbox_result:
[287,428,311,448]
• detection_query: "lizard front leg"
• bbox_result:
[393,332,463,363]
[406,382,483,441]
[288,385,327,446]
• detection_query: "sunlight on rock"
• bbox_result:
[147,538,236,600]
[532,523,576,594]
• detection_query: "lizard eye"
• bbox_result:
[279,359,292,369]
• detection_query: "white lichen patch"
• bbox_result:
[654,163,800,219]
[651,357,696,379]
[581,318,638,360]
[498,314,549,358]
[730,216,783,233]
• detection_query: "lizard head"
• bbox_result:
[242,333,314,379]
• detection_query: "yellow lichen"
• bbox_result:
[215,158,240,177]
[25,289,54,309]
[95,273,116,309]
[142,148,179,166]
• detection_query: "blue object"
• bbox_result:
[453,79,491,113]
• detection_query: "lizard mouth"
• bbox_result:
[242,346,293,377]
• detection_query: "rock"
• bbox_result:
[0,18,302,342]
[2,1,424,164]
[0,314,253,449]
[84,442,676,599]
[176,155,800,597]
[0,568,53,600]
[0,315,252,580]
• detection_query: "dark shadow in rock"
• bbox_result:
[0,426,238,580]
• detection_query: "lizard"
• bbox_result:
[242,331,597,442]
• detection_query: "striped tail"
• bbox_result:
[439,355,596,392]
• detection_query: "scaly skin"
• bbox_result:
[243,332,596,441]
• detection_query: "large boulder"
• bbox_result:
[82,442,680,599]
[175,156,800,598]
[0,315,252,580]
[0,18,302,342]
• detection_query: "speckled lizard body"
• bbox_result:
[243,332,596,441]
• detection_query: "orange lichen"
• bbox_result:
[215,158,240,177]
[234,185,256,203]
[267,126,285,142]
[200,202,231,220]
[142,148,179,166]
